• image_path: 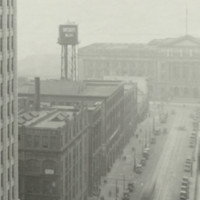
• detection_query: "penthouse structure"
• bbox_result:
[18,106,89,200]
[0,1,18,200]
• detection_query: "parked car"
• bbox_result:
[134,164,142,174]
[128,183,135,193]
[122,191,130,200]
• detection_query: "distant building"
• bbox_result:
[104,76,149,121]
[18,106,89,200]
[79,35,200,102]
[0,1,18,200]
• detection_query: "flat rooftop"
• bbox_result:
[18,106,79,129]
[19,79,123,98]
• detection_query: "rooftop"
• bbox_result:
[19,79,123,98]
[18,106,80,129]
[79,35,200,56]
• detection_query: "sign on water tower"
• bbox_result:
[58,24,78,45]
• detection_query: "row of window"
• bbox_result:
[0,101,15,120]
[0,0,14,7]
[0,14,15,30]
[0,36,15,51]
[0,58,15,75]
[1,173,15,200]
[1,143,15,165]
[0,79,15,96]
[1,122,15,142]
[24,134,59,149]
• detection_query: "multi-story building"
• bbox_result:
[0,1,18,200]
[18,79,125,175]
[18,106,89,200]
[79,35,200,102]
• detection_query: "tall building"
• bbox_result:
[18,106,89,200]
[78,35,200,102]
[0,0,18,200]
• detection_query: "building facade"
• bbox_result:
[0,1,18,200]
[18,106,89,200]
[79,35,200,102]
[18,80,126,178]
[87,103,102,196]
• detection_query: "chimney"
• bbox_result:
[34,77,40,111]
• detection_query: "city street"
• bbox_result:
[98,104,197,200]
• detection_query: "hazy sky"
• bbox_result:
[18,0,200,59]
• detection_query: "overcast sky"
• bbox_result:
[18,0,200,59]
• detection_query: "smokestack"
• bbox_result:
[34,77,40,111]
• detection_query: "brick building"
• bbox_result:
[18,106,89,200]
[18,80,132,173]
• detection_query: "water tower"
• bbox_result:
[58,23,78,80]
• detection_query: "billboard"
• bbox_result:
[58,24,78,45]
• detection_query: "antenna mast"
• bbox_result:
[185,1,188,35]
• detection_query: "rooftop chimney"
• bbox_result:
[34,77,40,111]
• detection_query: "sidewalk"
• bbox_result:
[97,107,172,200]
[187,114,200,200]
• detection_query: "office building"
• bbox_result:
[0,0,18,200]
[18,106,89,200]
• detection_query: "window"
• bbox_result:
[7,146,10,160]
[7,59,9,72]
[0,38,2,51]
[25,135,32,147]
[34,135,40,147]
[0,15,2,29]
[11,36,14,50]
[1,151,3,165]
[1,173,3,188]
[0,83,2,97]
[12,100,14,114]
[11,15,14,28]
[1,128,3,142]
[0,61,2,74]
[42,136,48,148]
[50,136,57,148]
[11,122,14,136]
[8,167,10,181]
[7,15,9,29]
[7,124,9,138]
[11,58,14,71]
[7,81,9,94]
[7,102,10,116]
[1,105,3,119]
[7,37,10,51]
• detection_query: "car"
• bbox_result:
[122,191,130,200]
[184,166,191,173]
[128,183,135,192]
[154,127,161,135]
[163,127,168,134]
[185,158,192,164]
[140,158,146,166]
[180,189,189,199]
[150,137,156,144]
[181,185,189,193]
[143,149,149,159]
[134,164,143,174]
